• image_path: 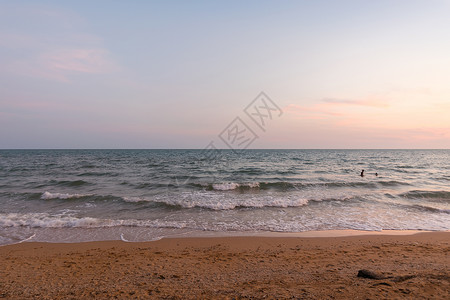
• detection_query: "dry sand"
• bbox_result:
[0,231,449,299]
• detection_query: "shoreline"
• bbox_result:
[1,231,449,299]
[2,229,445,248]
[168,229,440,238]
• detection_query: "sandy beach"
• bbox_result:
[0,231,448,299]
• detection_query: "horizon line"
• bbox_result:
[1,148,449,151]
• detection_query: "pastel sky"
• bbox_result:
[1,0,449,149]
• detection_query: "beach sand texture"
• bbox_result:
[0,232,449,299]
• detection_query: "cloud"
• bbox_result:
[284,104,344,119]
[42,48,115,74]
[0,4,117,82]
[5,47,115,83]
[282,90,450,147]
[403,127,450,141]
[284,95,389,120]
[0,32,38,48]
[321,98,389,108]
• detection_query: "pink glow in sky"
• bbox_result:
[0,1,449,148]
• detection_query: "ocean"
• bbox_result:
[0,149,449,245]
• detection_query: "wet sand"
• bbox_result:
[0,231,449,299]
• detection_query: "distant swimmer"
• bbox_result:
[375,172,378,176]
[360,170,365,177]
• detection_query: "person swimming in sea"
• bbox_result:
[375,172,378,176]
[360,170,365,177]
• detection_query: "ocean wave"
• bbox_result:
[39,190,340,209]
[410,205,450,214]
[78,164,97,169]
[61,180,91,187]
[135,182,175,189]
[234,167,264,175]
[29,180,93,189]
[154,195,311,210]
[392,203,450,214]
[188,181,292,191]
[395,165,419,169]
[0,213,190,229]
[152,191,363,210]
[50,179,92,187]
[41,191,92,200]
[186,180,409,192]
[188,182,262,191]
[399,190,450,201]
[77,172,119,177]
[122,196,151,203]
[0,213,116,228]
[377,180,411,187]
[40,191,128,203]
[212,182,260,191]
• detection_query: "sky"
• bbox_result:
[1,0,449,149]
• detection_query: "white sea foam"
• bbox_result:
[159,192,310,210]
[120,233,130,242]
[212,183,240,191]
[0,213,118,228]
[211,182,260,191]
[41,191,90,200]
[0,213,192,229]
[17,233,36,244]
[122,196,151,203]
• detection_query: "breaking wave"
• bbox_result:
[41,191,92,200]
[399,190,450,202]
[0,213,190,229]
[187,180,409,191]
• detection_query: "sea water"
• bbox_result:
[0,149,449,245]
